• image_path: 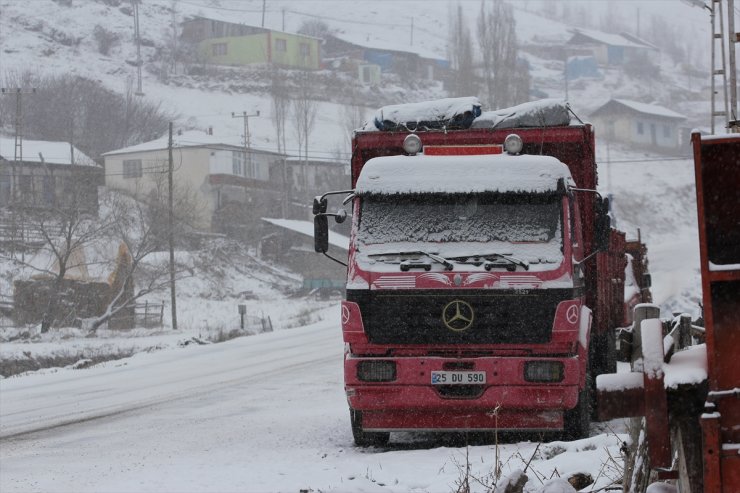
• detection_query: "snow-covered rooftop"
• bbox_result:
[262,218,350,250]
[0,136,97,167]
[103,130,282,157]
[329,32,445,62]
[592,99,687,120]
[569,28,654,49]
[355,154,572,195]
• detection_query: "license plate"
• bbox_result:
[431,371,486,385]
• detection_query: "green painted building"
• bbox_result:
[183,17,320,70]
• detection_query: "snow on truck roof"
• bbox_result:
[355,153,572,195]
[362,98,572,132]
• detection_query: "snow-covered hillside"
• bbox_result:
[0,0,711,327]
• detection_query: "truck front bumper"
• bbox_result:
[346,355,581,432]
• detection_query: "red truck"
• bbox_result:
[313,98,643,446]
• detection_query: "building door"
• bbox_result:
[650,123,657,146]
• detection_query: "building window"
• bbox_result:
[663,125,671,138]
[123,159,142,179]
[300,42,310,58]
[636,121,644,135]
[275,38,287,52]
[212,42,227,56]
[232,151,245,176]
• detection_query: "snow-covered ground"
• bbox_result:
[1,307,628,493]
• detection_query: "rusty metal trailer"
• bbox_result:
[595,132,740,492]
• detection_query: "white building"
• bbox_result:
[103,130,285,232]
[589,99,687,150]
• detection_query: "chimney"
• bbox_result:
[207,127,213,135]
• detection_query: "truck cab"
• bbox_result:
[314,98,627,446]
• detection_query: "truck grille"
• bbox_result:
[347,288,572,345]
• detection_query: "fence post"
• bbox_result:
[631,303,660,370]
[679,314,692,350]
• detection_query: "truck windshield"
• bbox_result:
[357,192,562,246]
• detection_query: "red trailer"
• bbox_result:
[595,132,739,492]
[693,132,740,493]
[313,98,649,445]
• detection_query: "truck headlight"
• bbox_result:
[403,134,422,155]
[504,133,523,155]
[524,361,564,382]
[357,361,397,382]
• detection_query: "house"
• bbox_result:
[0,136,102,213]
[567,28,659,66]
[589,99,687,150]
[103,132,348,238]
[322,34,449,83]
[103,130,286,234]
[181,17,321,70]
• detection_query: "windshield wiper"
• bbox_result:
[449,253,529,271]
[368,250,454,271]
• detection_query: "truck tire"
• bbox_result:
[563,373,592,440]
[350,409,390,447]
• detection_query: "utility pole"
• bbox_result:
[261,0,266,28]
[1,87,36,260]
[282,8,285,32]
[231,110,260,176]
[167,122,178,331]
[410,17,414,46]
[727,0,738,131]
[132,0,144,96]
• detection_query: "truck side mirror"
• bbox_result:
[335,208,347,224]
[314,215,329,253]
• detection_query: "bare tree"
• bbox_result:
[1,168,113,332]
[340,87,368,151]
[477,0,521,108]
[0,71,173,160]
[86,177,201,331]
[292,72,318,198]
[270,67,290,216]
[297,19,332,39]
[271,66,289,156]
[448,3,476,97]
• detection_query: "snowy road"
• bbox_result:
[1,308,626,493]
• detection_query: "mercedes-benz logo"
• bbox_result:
[442,300,475,332]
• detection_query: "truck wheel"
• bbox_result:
[350,409,390,447]
[563,374,592,440]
